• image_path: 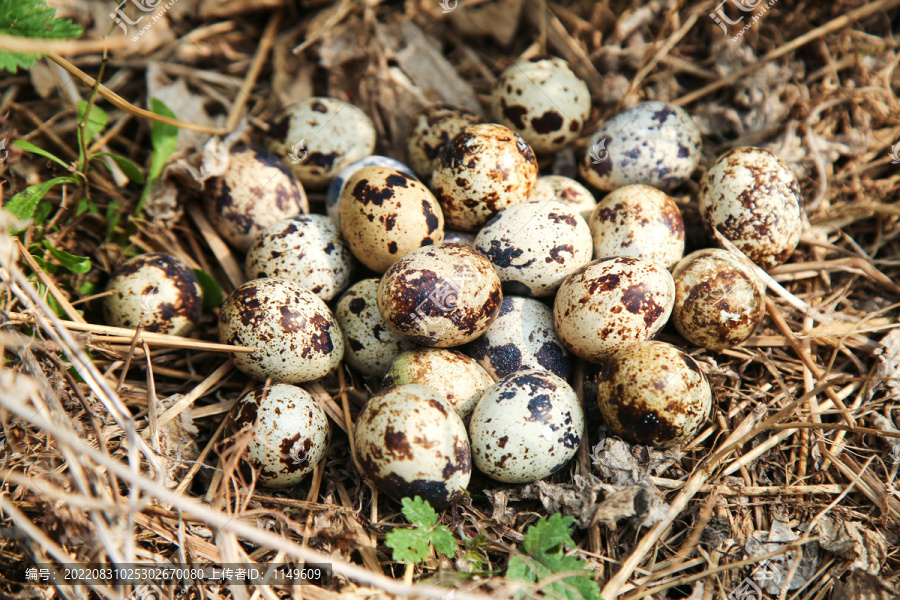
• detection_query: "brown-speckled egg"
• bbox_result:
[597,341,711,448]
[580,101,702,192]
[229,384,330,486]
[339,166,444,273]
[553,257,675,363]
[103,253,202,336]
[474,200,593,297]
[530,175,597,221]
[336,279,416,378]
[205,147,308,251]
[245,215,354,302]
[354,384,471,507]
[268,97,376,190]
[432,123,538,231]
[672,249,764,350]
[219,278,343,383]
[467,296,571,381]
[490,56,591,155]
[378,243,502,347]
[698,146,804,269]
[588,184,685,269]
[382,348,493,423]
[469,369,584,483]
[406,104,484,180]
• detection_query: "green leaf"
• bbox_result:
[42,239,91,274]
[429,526,458,557]
[77,100,108,143]
[0,0,83,73]
[4,176,76,223]
[521,514,576,556]
[400,496,439,529]
[137,98,179,216]
[385,528,433,565]
[105,200,123,241]
[192,269,224,310]
[384,497,459,565]
[76,280,96,296]
[94,152,145,184]
[30,253,58,274]
[32,200,53,226]
[12,139,68,169]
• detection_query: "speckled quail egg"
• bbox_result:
[474,200,593,297]
[339,166,444,273]
[580,101,702,192]
[219,278,343,383]
[597,341,711,448]
[698,146,804,269]
[672,249,765,350]
[432,123,538,231]
[589,184,685,269]
[206,147,308,251]
[469,369,584,483]
[103,253,202,336]
[491,56,591,155]
[406,104,484,179]
[336,279,416,378]
[326,156,417,228]
[245,215,354,302]
[354,384,471,507]
[467,296,571,381]
[378,243,502,347]
[268,97,376,190]
[382,348,493,423]
[554,257,675,363]
[530,175,597,221]
[443,230,477,248]
[229,384,330,486]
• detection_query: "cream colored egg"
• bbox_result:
[406,104,484,179]
[530,175,597,221]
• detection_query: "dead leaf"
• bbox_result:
[819,516,888,575]
[448,0,525,47]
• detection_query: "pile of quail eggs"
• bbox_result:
[100,56,806,504]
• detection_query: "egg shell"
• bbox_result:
[230,384,330,486]
[378,243,503,347]
[443,230,477,248]
[467,296,571,381]
[596,341,711,448]
[553,257,675,363]
[219,278,343,383]
[588,184,685,269]
[672,249,765,350]
[530,175,597,221]
[698,146,804,269]
[103,253,202,336]
[469,369,584,483]
[382,348,493,423]
[490,56,591,155]
[432,123,538,232]
[474,200,593,297]
[245,215,354,302]
[205,147,308,251]
[336,279,417,378]
[339,166,445,273]
[268,97,376,190]
[580,101,702,192]
[326,156,417,228]
[354,384,471,507]
[406,104,484,179]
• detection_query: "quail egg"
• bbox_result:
[554,257,675,363]
[530,175,597,221]
[580,101,702,192]
[268,97,376,190]
[597,341,711,448]
[407,104,484,179]
[432,123,538,231]
[205,147,308,251]
[589,184,685,269]
[103,253,202,336]
[469,369,584,483]
[382,348,493,423]
[474,200,593,297]
[491,56,591,155]
[672,249,765,350]
[698,146,804,269]
[326,155,417,228]
[443,230,477,248]
[339,166,444,273]
[467,296,571,381]
[354,384,471,507]
[336,279,417,378]
[378,243,502,347]
[245,215,354,302]
[229,383,330,486]
[219,278,343,383]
